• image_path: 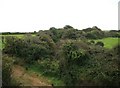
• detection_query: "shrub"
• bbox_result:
[90,40,95,44]
[64,25,74,29]
[2,55,20,86]
[95,41,104,47]
[59,42,90,86]
[3,35,55,64]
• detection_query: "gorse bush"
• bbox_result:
[2,55,12,86]
[2,55,20,86]
[63,42,89,65]
[59,42,90,86]
[3,35,55,64]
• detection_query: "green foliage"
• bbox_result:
[59,42,89,86]
[105,31,120,38]
[90,40,95,44]
[2,56,12,86]
[2,26,120,86]
[2,55,20,86]
[85,45,120,86]
[64,25,74,29]
[85,30,105,39]
[95,41,104,47]
[63,43,88,64]
[49,27,63,42]
[3,35,55,64]
[26,61,64,86]
[62,29,78,39]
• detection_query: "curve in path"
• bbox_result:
[12,65,52,86]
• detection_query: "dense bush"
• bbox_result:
[95,41,104,47]
[2,55,12,86]
[62,29,78,39]
[85,30,105,39]
[3,35,55,64]
[90,40,95,44]
[82,26,106,39]
[84,45,120,86]
[59,41,119,86]
[59,42,90,86]
[63,25,74,29]
[2,25,120,86]
[2,55,20,86]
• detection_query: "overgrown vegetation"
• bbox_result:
[2,25,120,86]
[2,54,20,86]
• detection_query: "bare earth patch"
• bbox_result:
[12,65,52,86]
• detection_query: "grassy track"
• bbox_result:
[27,63,64,86]
[12,65,51,86]
[94,37,120,49]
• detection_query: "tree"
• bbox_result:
[64,25,74,29]
[34,31,37,34]
[49,27,56,30]
[62,29,78,39]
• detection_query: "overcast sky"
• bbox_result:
[0,0,119,32]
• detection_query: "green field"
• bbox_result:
[94,37,120,49]
[0,34,24,38]
[0,34,36,38]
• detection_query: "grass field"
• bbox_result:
[0,34,36,38]
[94,37,120,49]
[0,34,24,38]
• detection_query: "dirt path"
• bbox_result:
[12,65,52,86]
